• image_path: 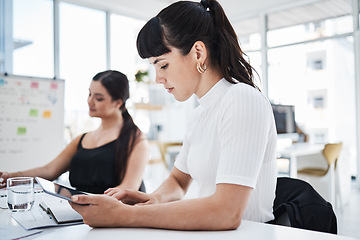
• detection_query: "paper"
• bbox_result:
[0,225,42,240]
[12,193,83,230]
[0,204,42,240]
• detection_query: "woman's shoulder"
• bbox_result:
[74,132,88,142]
[219,82,273,116]
[136,130,147,140]
[65,132,88,149]
[134,130,149,143]
[224,82,268,103]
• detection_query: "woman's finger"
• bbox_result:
[71,194,97,205]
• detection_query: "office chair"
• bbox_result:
[268,177,337,234]
[297,142,343,209]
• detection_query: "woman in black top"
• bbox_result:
[0,70,149,194]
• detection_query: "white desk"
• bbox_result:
[0,206,357,240]
[277,143,324,178]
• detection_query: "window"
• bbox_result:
[233,17,261,51]
[267,0,352,47]
[233,17,262,89]
[13,0,53,78]
[268,36,357,174]
[110,14,145,79]
[306,51,326,70]
[359,0,360,29]
[246,51,262,89]
[59,3,106,137]
[266,0,357,176]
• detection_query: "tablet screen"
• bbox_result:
[35,177,88,203]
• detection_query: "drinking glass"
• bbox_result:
[7,177,34,212]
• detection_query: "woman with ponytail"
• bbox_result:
[71,0,277,230]
[0,70,149,194]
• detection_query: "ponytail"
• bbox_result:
[200,0,257,88]
[115,106,140,183]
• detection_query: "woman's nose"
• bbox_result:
[88,96,93,105]
[155,72,165,84]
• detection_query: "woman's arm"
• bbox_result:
[0,135,82,186]
[71,182,252,230]
[107,167,192,205]
[105,133,150,193]
[136,183,252,230]
[149,167,193,203]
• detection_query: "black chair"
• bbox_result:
[267,177,337,234]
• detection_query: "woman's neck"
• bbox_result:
[99,111,123,131]
[196,67,223,99]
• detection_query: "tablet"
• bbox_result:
[35,177,89,205]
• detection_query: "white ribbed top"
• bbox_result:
[174,78,277,222]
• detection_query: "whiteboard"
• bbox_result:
[0,74,65,172]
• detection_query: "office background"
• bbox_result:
[0,0,360,237]
[1,0,359,180]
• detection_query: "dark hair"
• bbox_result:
[136,0,258,88]
[92,70,141,184]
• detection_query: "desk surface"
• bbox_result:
[0,208,357,240]
[278,142,324,156]
[22,218,359,240]
[277,143,324,177]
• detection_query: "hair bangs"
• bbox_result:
[136,17,171,59]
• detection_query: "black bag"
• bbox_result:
[268,177,337,234]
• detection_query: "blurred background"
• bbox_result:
[0,0,359,238]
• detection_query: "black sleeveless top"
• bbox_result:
[69,133,145,194]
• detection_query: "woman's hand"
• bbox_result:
[70,194,131,227]
[104,187,122,197]
[0,172,10,188]
[105,188,158,206]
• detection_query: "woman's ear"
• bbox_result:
[193,41,207,62]
[115,99,123,109]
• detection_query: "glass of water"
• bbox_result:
[7,177,34,212]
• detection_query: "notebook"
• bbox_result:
[38,194,83,224]
[11,192,83,230]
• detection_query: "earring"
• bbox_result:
[196,62,207,74]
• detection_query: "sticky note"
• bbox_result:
[0,79,4,86]
[31,81,39,89]
[50,82,58,89]
[29,109,38,117]
[17,127,26,135]
[43,110,52,118]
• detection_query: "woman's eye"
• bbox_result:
[96,98,104,102]
[160,64,168,70]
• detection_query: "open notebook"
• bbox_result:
[12,192,83,230]
[38,194,83,224]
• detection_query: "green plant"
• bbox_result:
[135,70,149,83]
